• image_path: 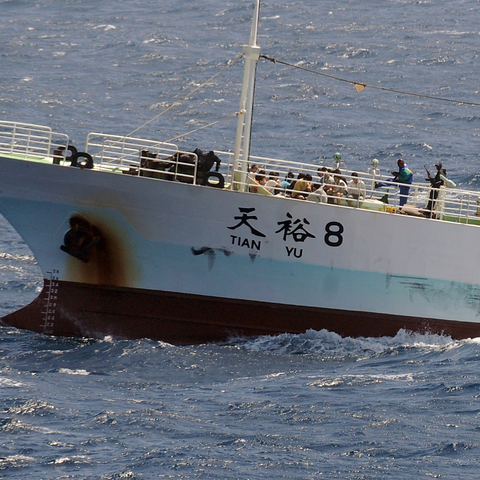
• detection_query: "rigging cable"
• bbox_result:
[164,111,241,144]
[260,54,480,107]
[128,53,245,140]
[94,53,245,159]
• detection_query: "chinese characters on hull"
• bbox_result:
[275,212,315,258]
[228,207,343,259]
[228,207,265,250]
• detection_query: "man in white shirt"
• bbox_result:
[346,172,366,206]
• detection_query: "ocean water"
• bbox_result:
[1,0,480,478]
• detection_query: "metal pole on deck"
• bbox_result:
[233,0,261,191]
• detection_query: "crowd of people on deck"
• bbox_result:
[247,153,456,213]
[248,153,368,206]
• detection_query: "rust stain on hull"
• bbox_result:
[61,213,139,287]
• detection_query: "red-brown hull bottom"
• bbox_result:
[2,279,480,344]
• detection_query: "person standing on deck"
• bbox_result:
[394,159,413,206]
[375,158,413,206]
[423,162,456,217]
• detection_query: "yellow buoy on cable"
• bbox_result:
[354,83,366,93]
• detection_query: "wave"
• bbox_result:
[236,328,473,358]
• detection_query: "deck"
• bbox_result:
[1,120,479,225]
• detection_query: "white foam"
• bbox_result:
[241,328,464,357]
[0,377,24,387]
[0,455,35,467]
[58,368,90,376]
[308,372,415,388]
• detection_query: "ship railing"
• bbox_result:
[407,183,480,224]
[215,150,480,225]
[3,122,479,224]
[216,150,387,197]
[85,132,199,184]
[83,135,480,224]
[0,120,69,161]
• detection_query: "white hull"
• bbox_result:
[1,154,480,339]
[1,0,479,342]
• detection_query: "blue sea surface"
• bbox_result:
[1,0,480,478]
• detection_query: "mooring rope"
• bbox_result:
[260,54,480,107]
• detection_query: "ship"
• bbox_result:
[1,0,480,344]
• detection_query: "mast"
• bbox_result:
[233,0,261,191]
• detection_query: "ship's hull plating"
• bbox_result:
[2,156,480,343]
[4,279,480,344]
